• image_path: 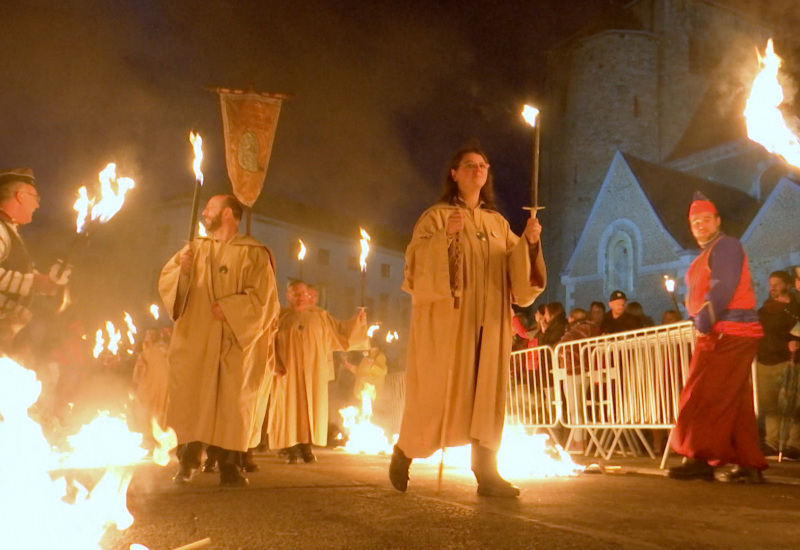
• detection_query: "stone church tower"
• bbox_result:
[541,0,771,299]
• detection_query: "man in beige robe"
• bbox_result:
[268,280,366,463]
[390,146,545,498]
[159,195,279,487]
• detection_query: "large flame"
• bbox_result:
[189,132,204,185]
[73,163,135,234]
[297,239,306,261]
[359,227,370,271]
[521,104,540,128]
[744,39,800,168]
[338,383,395,455]
[0,358,169,549]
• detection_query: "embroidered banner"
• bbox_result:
[219,91,283,207]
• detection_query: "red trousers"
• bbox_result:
[671,333,767,470]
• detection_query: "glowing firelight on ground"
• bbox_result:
[105,320,122,355]
[418,426,584,479]
[338,383,396,455]
[93,329,105,359]
[744,39,800,168]
[0,358,174,549]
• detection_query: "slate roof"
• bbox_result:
[622,153,761,249]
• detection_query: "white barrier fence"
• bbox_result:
[506,321,697,461]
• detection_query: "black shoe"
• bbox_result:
[389,445,412,492]
[284,446,300,464]
[477,478,521,498]
[202,459,217,474]
[668,459,715,481]
[300,444,316,463]
[173,466,195,485]
[243,461,260,472]
[219,465,249,487]
[720,466,764,484]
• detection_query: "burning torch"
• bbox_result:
[187,132,204,241]
[359,227,371,308]
[297,238,306,280]
[663,275,680,312]
[521,104,545,218]
[60,163,135,277]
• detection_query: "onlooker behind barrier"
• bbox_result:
[626,301,655,328]
[558,308,601,436]
[755,270,800,459]
[661,309,683,324]
[589,301,605,326]
[600,290,645,334]
[538,302,568,348]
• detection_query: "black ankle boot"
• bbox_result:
[300,443,316,463]
[471,444,520,498]
[389,445,412,492]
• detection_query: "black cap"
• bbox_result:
[0,167,35,188]
[609,290,627,302]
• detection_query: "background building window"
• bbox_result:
[604,230,634,298]
[381,263,391,278]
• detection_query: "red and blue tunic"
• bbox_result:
[685,233,763,338]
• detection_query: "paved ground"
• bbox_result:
[100,448,800,550]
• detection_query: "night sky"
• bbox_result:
[1,0,798,245]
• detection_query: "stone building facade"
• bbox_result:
[542,0,772,296]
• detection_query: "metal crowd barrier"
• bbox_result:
[505,321,697,461]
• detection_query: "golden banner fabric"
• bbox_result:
[219,92,283,207]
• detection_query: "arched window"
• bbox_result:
[604,231,634,298]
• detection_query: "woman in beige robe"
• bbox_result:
[390,145,546,498]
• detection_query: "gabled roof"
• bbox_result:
[623,153,761,248]
[664,83,748,162]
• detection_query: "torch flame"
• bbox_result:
[359,227,371,271]
[298,239,306,261]
[73,163,136,234]
[123,311,137,345]
[385,330,399,343]
[197,221,207,237]
[663,275,676,293]
[521,104,540,128]
[105,320,122,355]
[744,39,800,168]
[367,324,380,338]
[150,304,160,320]
[189,132,204,185]
[93,329,104,358]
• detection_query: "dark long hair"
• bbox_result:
[438,145,496,209]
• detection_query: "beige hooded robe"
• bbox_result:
[268,307,365,448]
[397,203,545,457]
[159,234,279,452]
